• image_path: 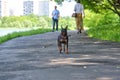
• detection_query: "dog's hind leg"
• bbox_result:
[65,37,68,54]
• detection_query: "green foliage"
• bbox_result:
[84,10,119,28]
[81,0,120,17]
[84,10,120,42]
[0,15,76,30]
[55,0,120,17]
[38,16,51,28]
[0,14,52,28]
[59,17,76,30]
[54,0,64,4]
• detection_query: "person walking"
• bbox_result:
[74,0,85,34]
[52,6,60,32]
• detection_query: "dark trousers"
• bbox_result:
[52,18,58,31]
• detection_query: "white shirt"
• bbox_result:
[52,9,60,19]
[74,3,85,17]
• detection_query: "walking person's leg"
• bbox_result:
[52,18,55,32]
[79,14,83,32]
[56,19,58,31]
[54,19,58,31]
[78,16,81,33]
[77,13,82,33]
[75,14,80,34]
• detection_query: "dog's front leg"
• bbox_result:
[58,36,62,53]
[58,42,62,53]
[65,43,68,54]
[65,36,68,54]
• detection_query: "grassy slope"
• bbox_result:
[0,28,51,44]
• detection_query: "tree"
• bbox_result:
[54,0,120,18]
[107,0,120,17]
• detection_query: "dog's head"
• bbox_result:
[61,25,68,36]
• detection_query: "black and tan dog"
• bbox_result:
[58,25,68,54]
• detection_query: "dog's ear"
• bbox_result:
[66,25,68,29]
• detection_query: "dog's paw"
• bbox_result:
[58,48,62,53]
[65,50,68,54]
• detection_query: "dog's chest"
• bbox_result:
[60,35,67,40]
[59,35,68,43]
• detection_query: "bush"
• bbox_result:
[85,10,120,42]
[0,15,76,30]
[84,10,119,28]
[59,17,76,30]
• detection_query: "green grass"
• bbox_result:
[87,23,120,42]
[0,28,51,44]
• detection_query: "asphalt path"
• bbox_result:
[0,30,120,80]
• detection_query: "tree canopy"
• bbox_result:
[55,0,120,17]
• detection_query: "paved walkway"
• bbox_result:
[0,31,120,80]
